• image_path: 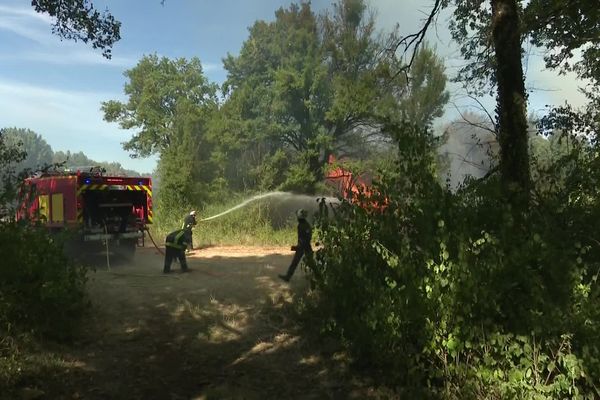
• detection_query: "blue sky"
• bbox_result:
[0,0,589,173]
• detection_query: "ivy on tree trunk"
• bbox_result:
[491,0,531,205]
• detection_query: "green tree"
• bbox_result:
[2,128,53,173]
[525,0,600,95]
[52,150,142,176]
[443,0,530,203]
[0,130,26,209]
[220,2,328,193]
[102,55,217,158]
[31,0,121,58]
[397,46,450,129]
[102,55,218,207]
[422,0,600,204]
[219,0,449,193]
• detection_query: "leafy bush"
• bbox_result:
[0,222,88,339]
[0,130,88,340]
[304,122,600,398]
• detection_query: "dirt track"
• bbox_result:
[31,246,385,400]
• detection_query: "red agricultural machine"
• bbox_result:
[324,155,387,211]
[17,166,153,259]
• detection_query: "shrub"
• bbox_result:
[304,122,600,398]
[0,222,88,339]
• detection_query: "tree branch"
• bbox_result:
[388,0,444,78]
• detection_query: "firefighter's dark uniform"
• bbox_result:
[164,229,190,273]
[182,213,197,249]
[279,216,313,281]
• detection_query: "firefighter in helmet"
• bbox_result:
[163,227,192,273]
[182,210,198,252]
[279,208,313,282]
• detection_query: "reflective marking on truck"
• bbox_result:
[77,183,152,195]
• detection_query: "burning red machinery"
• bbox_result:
[324,155,387,212]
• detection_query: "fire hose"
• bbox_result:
[144,227,165,256]
[104,221,111,271]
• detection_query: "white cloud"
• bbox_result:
[0,78,156,172]
[368,0,589,121]
[0,3,139,68]
[525,54,590,111]
[0,4,53,23]
[203,62,222,73]
[0,79,117,141]
[0,15,52,45]
[0,50,137,68]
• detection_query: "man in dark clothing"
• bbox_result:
[182,210,197,251]
[163,228,191,273]
[279,209,313,282]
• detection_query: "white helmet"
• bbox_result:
[296,209,307,219]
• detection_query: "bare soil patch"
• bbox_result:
[14,246,389,400]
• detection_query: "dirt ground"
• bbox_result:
[20,245,390,400]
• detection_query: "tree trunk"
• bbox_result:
[491,0,531,206]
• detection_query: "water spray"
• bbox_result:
[199,191,292,222]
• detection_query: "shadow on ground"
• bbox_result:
[4,246,388,400]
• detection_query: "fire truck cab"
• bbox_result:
[18,166,153,259]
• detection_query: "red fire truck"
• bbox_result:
[18,166,153,259]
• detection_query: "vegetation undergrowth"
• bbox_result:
[151,193,296,247]
[0,132,89,397]
[0,222,89,397]
[301,122,600,399]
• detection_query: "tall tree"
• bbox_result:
[102,55,218,158]
[220,3,329,192]
[394,45,450,129]
[491,0,530,201]
[219,0,449,193]
[0,130,26,208]
[2,128,53,173]
[409,0,600,205]
[442,0,530,202]
[102,55,218,206]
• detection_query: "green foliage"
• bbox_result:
[396,46,451,128]
[219,2,329,192]
[0,223,88,339]
[151,194,295,247]
[303,118,600,397]
[102,55,218,158]
[31,0,120,58]
[430,333,597,399]
[103,55,218,209]
[52,150,143,176]
[525,0,600,91]
[0,130,26,208]
[0,131,88,343]
[216,0,449,193]
[2,128,53,173]
[442,0,599,100]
